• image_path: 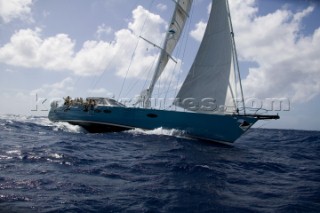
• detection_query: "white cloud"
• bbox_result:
[31,77,75,98]
[0,0,33,23]
[87,88,114,97]
[158,59,182,84]
[128,5,166,43]
[0,5,167,79]
[95,24,113,40]
[0,90,32,115]
[190,0,320,103]
[190,2,211,41]
[0,77,74,115]
[230,2,320,103]
[71,40,113,76]
[104,5,166,78]
[190,21,207,42]
[0,28,75,71]
[207,2,212,14]
[156,3,167,11]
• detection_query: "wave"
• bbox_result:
[1,115,184,136]
[49,121,85,133]
[126,127,185,138]
[0,114,84,133]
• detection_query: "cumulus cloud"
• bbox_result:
[71,40,113,76]
[229,1,320,103]
[189,2,211,41]
[190,21,207,42]
[0,0,33,23]
[0,28,75,71]
[190,0,320,103]
[30,79,114,109]
[95,24,113,40]
[128,5,166,43]
[31,77,75,98]
[87,88,114,97]
[0,5,167,78]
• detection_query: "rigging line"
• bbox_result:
[88,57,110,94]
[131,55,157,99]
[86,43,120,98]
[156,67,162,102]
[146,0,191,105]
[174,1,194,98]
[226,0,246,115]
[164,7,192,104]
[117,0,156,101]
[141,54,157,92]
[149,2,178,105]
[152,89,177,97]
[123,79,139,98]
[117,38,140,101]
[163,44,182,103]
[163,25,187,103]
[73,75,84,96]
[164,61,178,103]
[123,56,156,99]
[88,0,142,96]
[135,49,158,95]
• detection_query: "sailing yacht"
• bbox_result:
[48,0,279,144]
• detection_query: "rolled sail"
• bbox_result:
[145,0,193,105]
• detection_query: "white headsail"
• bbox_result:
[139,0,193,108]
[175,0,238,114]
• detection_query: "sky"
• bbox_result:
[0,0,319,131]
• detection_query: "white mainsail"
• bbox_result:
[175,0,238,114]
[139,0,193,108]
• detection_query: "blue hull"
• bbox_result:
[48,106,258,143]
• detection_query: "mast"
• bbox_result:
[138,0,193,108]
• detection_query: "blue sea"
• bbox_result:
[0,115,319,213]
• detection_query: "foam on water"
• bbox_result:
[0,115,319,213]
[1,114,186,136]
[5,150,21,155]
[127,127,185,138]
[51,121,84,133]
[0,114,84,133]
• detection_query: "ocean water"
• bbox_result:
[0,115,319,213]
